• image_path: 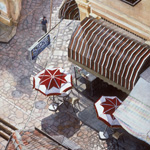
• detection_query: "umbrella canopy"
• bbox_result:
[33,67,73,96]
[94,96,122,128]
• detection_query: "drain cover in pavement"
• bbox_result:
[34,101,46,109]
[20,77,30,86]
[12,90,23,98]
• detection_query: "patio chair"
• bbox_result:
[57,89,72,101]
[112,131,123,140]
[67,97,80,112]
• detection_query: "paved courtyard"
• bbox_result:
[0,0,150,150]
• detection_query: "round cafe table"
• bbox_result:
[57,89,72,108]
[49,90,72,111]
[58,89,71,100]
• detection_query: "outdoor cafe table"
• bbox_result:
[48,90,72,111]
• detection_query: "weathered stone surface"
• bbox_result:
[11,90,23,98]
[0,0,150,150]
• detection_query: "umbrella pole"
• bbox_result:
[53,95,55,103]
[99,125,109,140]
[52,95,55,110]
[52,95,57,110]
[103,125,108,135]
[49,96,58,112]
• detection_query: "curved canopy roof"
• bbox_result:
[68,17,150,93]
[59,0,80,20]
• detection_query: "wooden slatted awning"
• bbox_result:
[59,0,80,20]
[68,17,150,93]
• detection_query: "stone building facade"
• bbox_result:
[75,0,150,44]
[0,0,22,26]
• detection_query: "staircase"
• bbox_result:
[0,118,17,149]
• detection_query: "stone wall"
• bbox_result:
[9,0,22,25]
[75,0,150,41]
[0,0,22,26]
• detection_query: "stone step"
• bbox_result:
[0,125,12,136]
[0,118,18,141]
[0,132,9,141]
[0,118,17,131]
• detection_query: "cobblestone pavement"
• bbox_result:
[0,0,149,150]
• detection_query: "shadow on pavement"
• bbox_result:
[77,102,150,150]
[41,110,82,138]
[75,77,128,103]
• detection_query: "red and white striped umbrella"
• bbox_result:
[33,67,73,96]
[94,96,122,128]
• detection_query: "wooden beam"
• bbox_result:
[0,118,17,131]
[0,131,9,141]
[0,125,12,136]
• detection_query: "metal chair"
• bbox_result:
[67,97,80,112]
[57,89,72,106]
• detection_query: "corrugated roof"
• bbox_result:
[6,129,67,150]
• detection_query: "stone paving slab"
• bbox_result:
[0,0,150,150]
[41,108,115,150]
[0,0,83,149]
[77,105,110,133]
